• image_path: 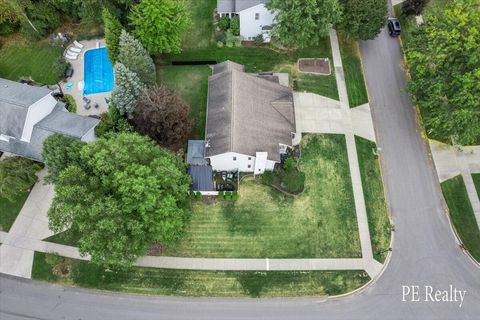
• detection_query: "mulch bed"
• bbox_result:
[298,58,331,75]
[241,41,268,48]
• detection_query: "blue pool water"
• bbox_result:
[83,47,114,95]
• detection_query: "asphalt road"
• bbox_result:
[1,22,480,320]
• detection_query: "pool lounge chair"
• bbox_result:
[73,40,84,49]
[66,49,79,57]
[65,54,77,60]
[69,46,81,53]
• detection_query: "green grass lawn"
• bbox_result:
[355,137,391,263]
[472,174,480,199]
[32,252,370,297]
[338,35,369,107]
[182,0,216,49]
[441,176,480,262]
[157,65,211,139]
[0,191,30,232]
[0,41,63,84]
[165,134,360,258]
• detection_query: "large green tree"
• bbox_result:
[0,156,41,202]
[47,133,191,267]
[266,0,342,48]
[405,0,480,145]
[338,0,387,40]
[42,133,84,184]
[128,0,191,54]
[118,30,156,86]
[112,62,146,117]
[102,8,123,63]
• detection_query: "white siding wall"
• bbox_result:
[208,152,277,173]
[81,126,96,142]
[239,4,275,41]
[21,94,56,142]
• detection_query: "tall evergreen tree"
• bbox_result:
[338,0,387,40]
[103,8,123,63]
[118,30,156,87]
[112,63,146,118]
[266,0,342,49]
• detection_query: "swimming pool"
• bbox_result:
[83,47,114,95]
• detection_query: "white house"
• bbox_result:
[201,61,295,175]
[217,0,276,42]
[0,78,99,161]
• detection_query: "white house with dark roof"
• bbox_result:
[217,0,276,42]
[0,78,99,161]
[203,61,295,175]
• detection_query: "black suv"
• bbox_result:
[388,17,401,37]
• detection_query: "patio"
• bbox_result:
[62,39,111,116]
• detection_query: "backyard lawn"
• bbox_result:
[164,134,361,258]
[157,65,211,139]
[355,137,391,263]
[338,35,369,107]
[0,191,30,232]
[473,174,480,199]
[0,41,63,84]
[32,252,370,297]
[182,0,216,49]
[441,176,480,262]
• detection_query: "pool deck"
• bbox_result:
[63,39,111,117]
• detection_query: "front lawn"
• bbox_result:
[338,35,369,107]
[0,41,63,84]
[473,174,480,199]
[441,176,480,262]
[355,137,391,263]
[32,252,370,297]
[165,134,361,258]
[157,65,211,139]
[0,191,30,232]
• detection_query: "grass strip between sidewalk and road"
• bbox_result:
[472,174,480,199]
[355,137,391,263]
[441,175,480,262]
[32,252,370,298]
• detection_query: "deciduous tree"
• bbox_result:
[47,133,191,267]
[0,156,41,201]
[338,0,387,40]
[118,30,156,86]
[405,0,480,145]
[267,0,342,48]
[112,62,146,117]
[402,0,429,16]
[128,0,191,54]
[132,86,193,150]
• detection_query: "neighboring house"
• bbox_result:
[0,78,99,162]
[217,0,276,42]
[201,61,295,175]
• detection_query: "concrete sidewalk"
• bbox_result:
[0,169,55,278]
[430,140,480,227]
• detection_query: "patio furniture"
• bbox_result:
[73,40,84,49]
[69,46,81,53]
[65,65,74,78]
[65,54,77,60]
[92,102,99,109]
[64,82,73,91]
[83,96,91,110]
[66,50,79,57]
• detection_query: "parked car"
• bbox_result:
[388,17,401,37]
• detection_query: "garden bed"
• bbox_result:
[298,58,331,75]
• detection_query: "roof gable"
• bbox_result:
[217,0,269,13]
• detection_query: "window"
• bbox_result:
[233,156,237,161]
[248,157,251,160]
[255,13,260,20]
[248,165,251,168]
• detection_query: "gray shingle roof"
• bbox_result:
[217,0,269,13]
[187,140,208,165]
[188,165,213,191]
[0,78,52,139]
[206,61,295,162]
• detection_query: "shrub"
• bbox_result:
[53,57,68,81]
[219,16,230,31]
[261,171,275,185]
[218,191,225,200]
[283,170,305,194]
[254,34,264,46]
[234,37,242,47]
[230,16,240,36]
[216,31,227,43]
[284,157,294,171]
[232,191,239,201]
[190,192,196,200]
[64,94,77,113]
[195,192,203,201]
[217,41,224,48]
[226,41,234,48]
[402,0,428,16]
[95,104,132,138]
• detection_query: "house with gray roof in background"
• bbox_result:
[217,0,276,42]
[197,61,295,177]
[0,78,99,162]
